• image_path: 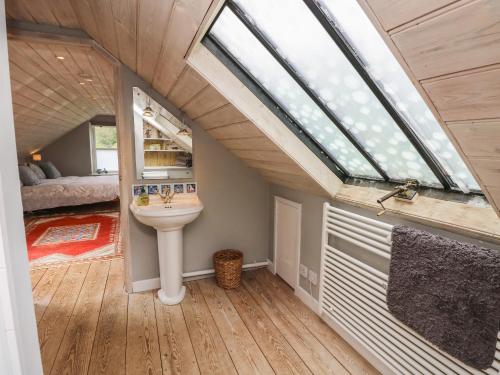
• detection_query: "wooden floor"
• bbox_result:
[30,259,379,374]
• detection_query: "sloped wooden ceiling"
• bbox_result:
[5,0,327,195]
[4,0,216,106]
[181,87,328,195]
[8,40,114,156]
[360,0,500,212]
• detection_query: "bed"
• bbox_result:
[21,175,120,212]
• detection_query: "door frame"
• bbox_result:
[0,2,43,372]
[273,196,302,289]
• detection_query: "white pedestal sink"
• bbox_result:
[130,194,203,305]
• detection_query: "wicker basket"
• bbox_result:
[213,249,243,289]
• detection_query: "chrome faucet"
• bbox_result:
[158,191,176,207]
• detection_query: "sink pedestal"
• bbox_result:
[129,195,203,306]
[156,228,185,305]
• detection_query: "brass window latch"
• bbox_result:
[377,179,419,216]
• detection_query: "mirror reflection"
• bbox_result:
[133,87,193,180]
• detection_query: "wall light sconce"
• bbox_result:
[143,105,154,117]
[177,114,191,136]
[143,93,155,118]
[32,153,42,161]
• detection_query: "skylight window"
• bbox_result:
[316,0,479,191]
[211,8,381,179]
[204,0,480,193]
[229,0,441,186]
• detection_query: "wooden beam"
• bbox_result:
[185,0,226,60]
[89,114,116,126]
[7,20,92,47]
[6,20,119,66]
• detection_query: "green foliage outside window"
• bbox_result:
[94,126,117,149]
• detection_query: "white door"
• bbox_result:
[274,197,301,289]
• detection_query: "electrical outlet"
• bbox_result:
[299,264,308,278]
[308,270,318,286]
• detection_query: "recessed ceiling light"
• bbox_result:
[79,82,85,85]
[56,56,65,60]
[85,78,93,82]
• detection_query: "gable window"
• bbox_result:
[203,0,480,193]
[91,125,119,174]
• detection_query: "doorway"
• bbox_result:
[273,196,302,289]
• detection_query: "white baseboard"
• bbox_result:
[267,259,275,274]
[132,260,269,293]
[132,277,161,293]
[295,285,320,314]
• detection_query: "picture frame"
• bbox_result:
[147,184,159,194]
[173,184,184,193]
[186,183,197,194]
[135,182,197,197]
[132,185,146,196]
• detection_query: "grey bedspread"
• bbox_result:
[21,175,119,211]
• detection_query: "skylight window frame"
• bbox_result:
[226,1,389,182]
[202,1,485,195]
[203,35,350,182]
[301,0,455,191]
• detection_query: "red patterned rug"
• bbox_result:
[26,213,120,266]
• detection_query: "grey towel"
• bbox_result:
[387,225,500,369]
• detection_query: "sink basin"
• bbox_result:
[130,195,204,231]
[130,194,203,305]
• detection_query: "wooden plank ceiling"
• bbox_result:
[361,0,500,213]
[5,0,327,195]
[8,40,114,157]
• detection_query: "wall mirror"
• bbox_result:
[133,87,193,180]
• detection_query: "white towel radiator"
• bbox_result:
[319,203,500,375]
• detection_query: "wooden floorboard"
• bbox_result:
[126,291,163,375]
[32,265,68,323]
[154,291,199,375]
[256,269,379,375]
[198,278,274,375]
[225,284,311,374]
[243,272,348,374]
[88,259,128,375]
[37,262,90,375]
[181,282,237,375]
[30,262,379,375]
[50,261,111,375]
[30,267,47,289]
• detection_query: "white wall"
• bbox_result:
[269,184,500,301]
[269,184,326,298]
[115,66,271,289]
[40,121,93,176]
[0,2,43,373]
